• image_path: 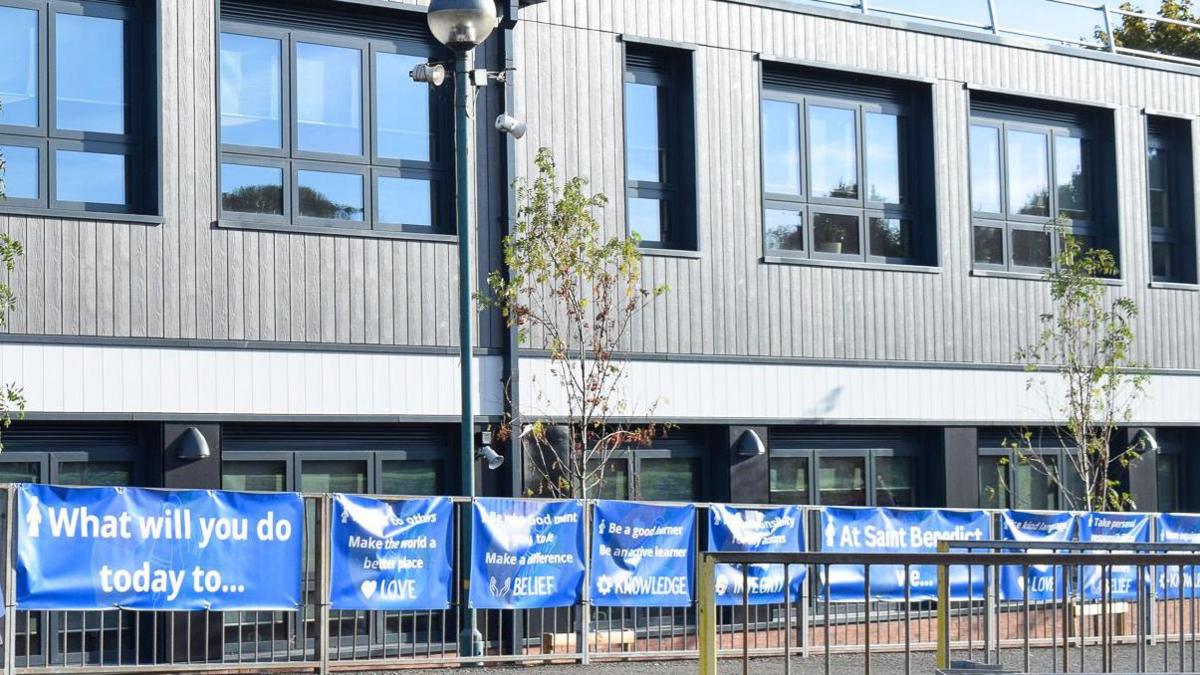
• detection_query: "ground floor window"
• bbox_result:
[769,445,917,507]
[587,450,703,502]
[978,437,1083,511]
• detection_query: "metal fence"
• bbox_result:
[3,487,1200,673]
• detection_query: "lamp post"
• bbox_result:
[424,0,498,659]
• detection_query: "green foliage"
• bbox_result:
[0,142,26,450]
[481,148,668,498]
[1098,1,1200,60]
[1012,229,1148,511]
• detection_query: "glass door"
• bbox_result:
[633,451,702,502]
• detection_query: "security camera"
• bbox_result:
[495,114,527,139]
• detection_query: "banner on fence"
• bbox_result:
[590,500,694,607]
[1155,513,1200,598]
[819,507,989,601]
[329,494,453,611]
[998,510,1076,601]
[470,498,585,610]
[1080,512,1149,600]
[16,484,304,611]
[708,504,805,606]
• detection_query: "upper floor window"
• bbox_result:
[1146,115,1197,284]
[760,66,936,266]
[0,0,156,215]
[218,1,450,237]
[969,94,1117,273]
[623,43,697,251]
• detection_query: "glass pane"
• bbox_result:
[818,456,866,506]
[809,105,858,199]
[58,461,132,487]
[973,225,1004,265]
[0,145,38,200]
[296,42,362,156]
[1011,229,1052,268]
[220,33,282,149]
[380,460,440,496]
[812,212,860,255]
[969,125,1002,213]
[1055,135,1089,220]
[978,456,1009,509]
[0,461,40,484]
[55,149,126,205]
[378,176,432,227]
[865,112,903,204]
[0,6,38,127]
[869,217,912,259]
[221,163,283,215]
[55,13,126,134]
[638,458,698,502]
[874,456,915,507]
[625,82,663,183]
[769,456,810,504]
[1013,456,1057,511]
[1148,147,1170,230]
[765,208,803,251]
[376,52,430,161]
[298,169,364,221]
[1007,130,1049,217]
[762,99,801,195]
[1152,242,1174,280]
[628,196,665,244]
[300,460,367,493]
[223,460,287,492]
[586,459,629,501]
[1157,454,1179,514]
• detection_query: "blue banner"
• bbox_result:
[1154,513,1200,599]
[708,504,805,606]
[1080,512,1149,600]
[329,495,453,611]
[470,498,585,610]
[590,501,694,607]
[819,507,989,601]
[16,484,303,611]
[998,510,1076,601]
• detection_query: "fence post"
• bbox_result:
[579,500,591,665]
[4,487,16,675]
[698,553,717,675]
[316,495,331,675]
[936,540,950,670]
[1102,4,1119,53]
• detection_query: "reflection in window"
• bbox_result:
[0,145,39,200]
[1147,117,1196,284]
[1011,229,1052,269]
[376,52,430,161]
[639,458,699,502]
[628,197,665,245]
[0,461,40,484]
[298,169,363,221]
[56,149,126,205]
[300,461,367,493]
[874,456,915,507]
[625,82,663,183]
[769,456,810,504]
[818,457,866,506]
[865,112,903,204]
[1157,454,1179,513]
[59,461,133,487]
[221,163,284,215]
[969,125,1002,213]
[1055,135,1089,219]
[220,33,282,149]
[978,456,1008,510]
[0,6,38,127]
[223,461,287,492]
[1006,130,1049,217]
[808,105,858,199]
[1013,457,1057,511]
[762,99,802,196]
[812,212,860,256]
[586,459,629,501]
[377,176,431,227]
[765,208,804,251]
[296,42,362,156]
[55,13,126,134]
[381,460,440,496]
[869,217,912,259]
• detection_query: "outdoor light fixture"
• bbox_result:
[494,113,526,139]
[409,62,447,87]
[475,445,505,471]
[176,427,211,460]
[735,429,766,457]
[426,0,497,53]
[1134,427,1160,453]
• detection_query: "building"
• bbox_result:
[0,0,1198,516]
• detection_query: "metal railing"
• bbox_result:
[793,0,1200,68]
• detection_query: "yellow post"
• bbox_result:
[698,553,718,675]
[935,540,950,670]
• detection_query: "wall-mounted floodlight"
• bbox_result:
[475,445,505,471]
[176,427,211,460]
[427,0,498,53]
[495,114,527,139]
[735,429,766,457]
[1134,427,1160,453]
[410,62,447,87]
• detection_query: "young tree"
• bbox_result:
[482,148,668,499]
[1096,1,1200,60]
[1007,230,1149,512]
[0,147,27,449]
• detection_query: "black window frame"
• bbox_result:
[0,0,158,218]
[759,66,935,267]
[621,41,698,252]
[769,447,919,507]
[1145,114,1197,284]
[969,95,1117,274]
[216,11,452,239]
[977,443,1081,511]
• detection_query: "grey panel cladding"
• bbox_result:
[514,0,1200,369]
[0,0,503,350]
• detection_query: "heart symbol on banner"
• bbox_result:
[360,579,378,600]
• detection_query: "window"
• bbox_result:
[623,43,697,251]
[978,436,1083,510]
[1157,451,1181,514]
[0,0,156,215]
[969,94,1116,273]
[218,2,449,236]
[760,66,935,265]
[1146,116,1197,284]
[770,443,918,507]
